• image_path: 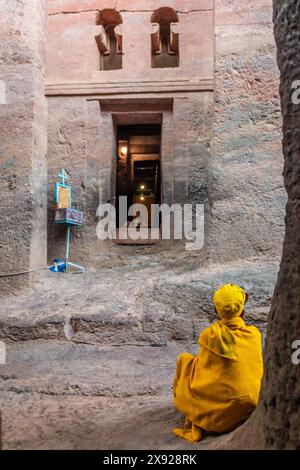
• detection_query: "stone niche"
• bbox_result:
[46,1,214,82]
[94,9,123,71]
[151,7,179,68]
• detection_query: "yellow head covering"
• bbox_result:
[213,284,246,319]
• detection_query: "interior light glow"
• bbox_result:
[120,146,128,156]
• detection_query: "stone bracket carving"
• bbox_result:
[94,25,110,55]
[151,23,161,55]
[95,24,123,56]
[169,23,179,55]
[151,22,179,56]
[114,24,123,55]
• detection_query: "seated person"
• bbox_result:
[173,284,263,443]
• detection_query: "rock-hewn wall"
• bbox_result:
[46,93,214,264]
[260,0,300,449]
[210,0,286,264]
[0,0,286,284]
[0,0,48,292]
[47,97,87,263]
[45,0,286,267]
[47,0,214,82]
[45,0,215,263]
[208,0,300,450]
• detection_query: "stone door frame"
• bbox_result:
[98,97,176,216]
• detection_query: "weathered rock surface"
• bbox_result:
[0,257,278,449]
[258,0,300,449]
[0,340,193,398]
[213,0,300,450]
[0,258,278,345]
[0,0,294,451]
[0,391,220,450]
[0,0,48,292]
[0,338,227,450]
[210,0,286,263]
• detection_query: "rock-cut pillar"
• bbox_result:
[0,0,48,292]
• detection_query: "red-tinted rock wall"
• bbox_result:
[0,0,48,291]
[44,0,286,266]
[45,0,215,262]
[210,0,286,263]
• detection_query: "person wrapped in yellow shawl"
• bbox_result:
[173,284,263,442]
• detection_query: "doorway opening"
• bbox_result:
[116,124,162,243]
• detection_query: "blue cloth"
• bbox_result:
[49,258,66,272]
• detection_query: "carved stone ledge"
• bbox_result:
[94,25,109,55]
[169,23,179,55]
[114,24,123,55]
[151,23,161,55]
[45,79,214,97]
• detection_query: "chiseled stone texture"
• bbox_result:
[209,0,287,264]
[45,0,215,263]
[47,97,88,264]
[260,0,300,449]
[47,0,214,82]
[45,0,286,268]
[0,258,277,345]
[0,258,277,449]
[207,0,300,450]
[0,0,48,292]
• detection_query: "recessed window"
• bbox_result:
[151,7,179,69]
[95,9,123,71]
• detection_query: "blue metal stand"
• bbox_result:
[65,225,85,273]
[52,169,85,274]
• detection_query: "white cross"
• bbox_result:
[58,169,69,186]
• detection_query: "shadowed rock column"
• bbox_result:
[207,0,300,450]
[0,0,48,292]
[259,0,300,449]
[211,0,286,265]
[216,0,300,450]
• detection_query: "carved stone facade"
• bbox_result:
[46,0,215,263]
[44,0,286,268]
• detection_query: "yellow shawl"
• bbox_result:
[173,316,263,442]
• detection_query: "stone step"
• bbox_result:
[0,392,217,450]
[0,339,213,450]
[0,261,277,345]
[0,340,197,398]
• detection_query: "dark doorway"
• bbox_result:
[116,124,162,235]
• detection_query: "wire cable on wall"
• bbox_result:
[0,266,51,278]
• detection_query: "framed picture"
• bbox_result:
[55,183,72,209]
